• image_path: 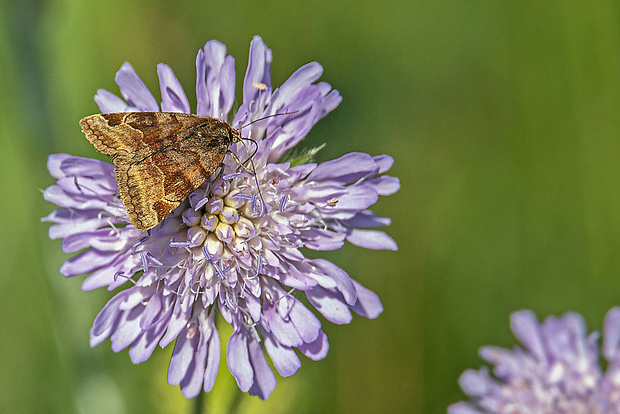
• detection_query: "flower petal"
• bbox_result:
[263,332,301,377]
[351,280,383,319]
[157,63,190,113]
[59,249,119,276]
[346,229,398,251]
[247,337,276,399]
[298,330,329,361]
[373,155,394,174]
[306,152,379,184]
[306,286,352,325]
[509,310,547,363]
[603,307,620,360]
[196,40,235,119]
[269,62,323,112]
[364,176,400,196]
[227,330,253,391]
[341,210,391,228]
[115,62,159,111]
[95,89,131,113]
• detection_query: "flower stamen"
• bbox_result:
[223,172,242,180]
[279,195,288,212]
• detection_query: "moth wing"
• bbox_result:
[80,112,201,155]
[80,113,143,155]
[114,146,227,231]
[81,112,231,230]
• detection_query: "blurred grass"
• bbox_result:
[2,0,620,413]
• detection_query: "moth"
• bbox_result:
[80,112,247,231]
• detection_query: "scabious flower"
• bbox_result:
[42,36,399,399]
[449,308,620,414]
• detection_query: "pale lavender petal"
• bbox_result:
[115,62,158,111]
[61,229,124,253]
[59,249,118,276]
[364,176,400,196]
[47,154,114,179]
[277,262,319,290]
[81,256,137,291]
[603,307,620,360]
[160,290,194,347]
[203,41,227,117]
[341,211,391,228]
[448,402,485,414]
[140,292,164,329]
[309,259,356,305]
[350,280,383,319]
[110,306,144,351]
[90,291,127,344]
[510,310,547,363]
[306,152,378,184]
[43,185,112,211]
[129,319,167,363]
[44,211,111,239]
[265,305,303,347]
[269,62,323,111]
[298,185,379,211]
[263,333,301,377]
[57,175,116,195]
[288,300,321,344]
[373,155,394,174]
[168,325,200,385]
[179,320,215,398]
[157,64,190,113]
[203,327,220,392]
[264,89,323,160]
[168,320,215,398]
[298,330,329,361]
[218,56,236,118]
[196,40,235,119]
[346,229,398,251]
[317,85,342,117]
[195,48,208,116]
[95,89,131,113]
[334,186,380,211]
[227,330,253,391]
[247,337,276,399]
[458,369,492,396]
[242,35,272,107]
[47,153,73,178]
[306,286,352,325]
[301,228,345,251]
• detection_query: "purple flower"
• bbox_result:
[449,308,620,414]
[42,36,399,399]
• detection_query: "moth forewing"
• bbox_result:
[80,112,236,231]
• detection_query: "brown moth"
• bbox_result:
[80,112,243,231]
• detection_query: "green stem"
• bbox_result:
[229,389,243,414]
[192,391,204,414]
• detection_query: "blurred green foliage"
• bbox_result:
[2,0,620,413]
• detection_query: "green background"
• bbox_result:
[2,1,620,413]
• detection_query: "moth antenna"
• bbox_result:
[238,110,299,130]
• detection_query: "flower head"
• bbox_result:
[449,308,620,414]
[43,36,399,399]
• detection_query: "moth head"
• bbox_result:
[229,127,243,144]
